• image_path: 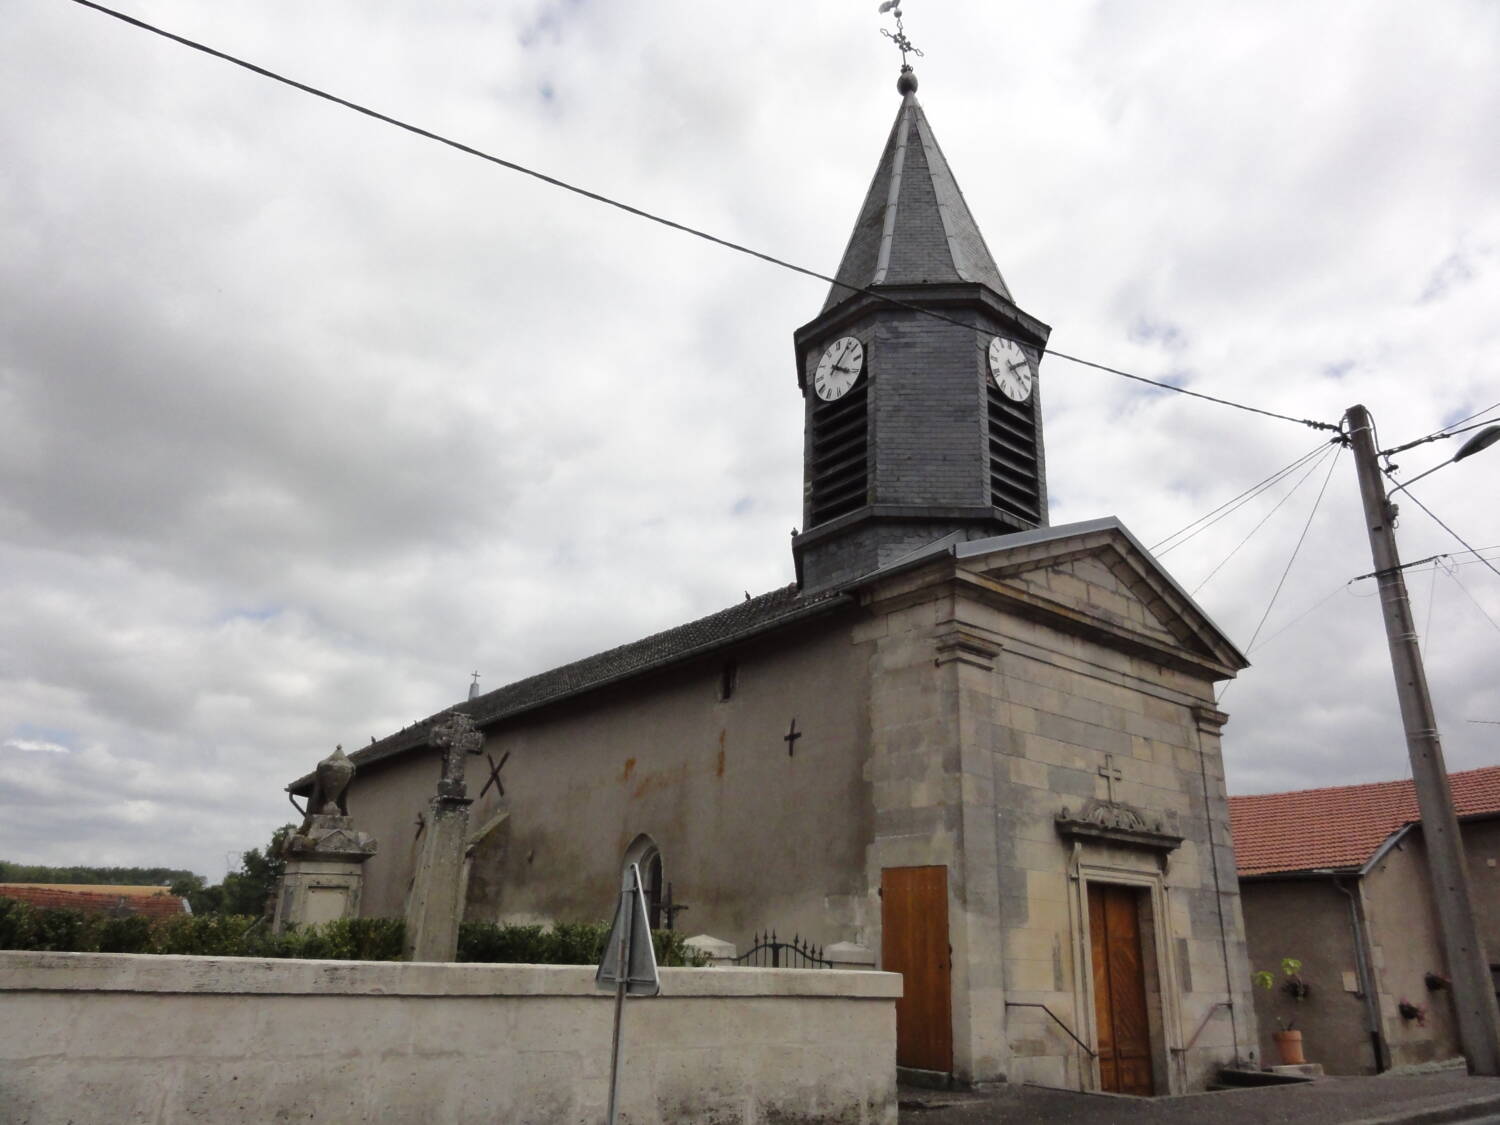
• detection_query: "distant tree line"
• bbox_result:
[0,861,195,887]
[0,824,295,917]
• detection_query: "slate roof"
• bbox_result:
[822,91,1012,313]
[332,583,852,781]
[0,883,189,918]
[1229,765,1500,878]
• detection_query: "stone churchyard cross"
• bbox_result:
[433,709,484,799]
[403,710,484,962]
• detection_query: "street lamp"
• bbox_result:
[1345,404,1500,1076]
[1386,423,1500,494]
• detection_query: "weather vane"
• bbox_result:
[878,1,924,71]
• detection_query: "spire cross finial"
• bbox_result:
[878,2,924,69]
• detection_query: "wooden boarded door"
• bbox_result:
[1088,883,1155,1095]
[882,865,953,1073]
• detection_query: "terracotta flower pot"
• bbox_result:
[1272,1029,1306,1066]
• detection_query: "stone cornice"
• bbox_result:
[933,618,1005,670]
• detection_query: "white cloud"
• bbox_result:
[3,739,70,755]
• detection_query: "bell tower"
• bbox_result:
[791,70,1051,592]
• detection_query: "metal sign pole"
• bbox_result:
[596,861,659,1121]
[605,870,635,1125]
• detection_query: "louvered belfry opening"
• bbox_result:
[987,381,1042,525]
[808,378,870,527]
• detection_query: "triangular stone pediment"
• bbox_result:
[954,519,1246,675]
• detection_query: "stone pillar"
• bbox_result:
[274,814,378,932]
[402,710,484,963]
[403,794,473,962]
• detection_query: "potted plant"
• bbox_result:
[1253,957,1310,1065]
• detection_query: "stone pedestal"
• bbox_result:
[684,934,738,965]
[273,814,377,933]
[403,795,472,963]
[825,941,877,970]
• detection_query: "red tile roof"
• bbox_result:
[0,883,189,918]
[1229,765,1500,878]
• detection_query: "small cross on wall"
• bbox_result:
[1098,755,1124,803]
[784,718,802,757]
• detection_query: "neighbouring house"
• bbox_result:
[0,883,190,919]
[289,74,1261,1093]
[1230,765,1500,1074]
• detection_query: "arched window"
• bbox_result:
[623,833,664,930]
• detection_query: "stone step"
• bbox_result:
[1217,1066,1317,1087]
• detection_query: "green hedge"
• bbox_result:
[0,896,703,966]
[456,920,703,967]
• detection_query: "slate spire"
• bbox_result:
[791,80,1050,594]
[822,89,1011,313]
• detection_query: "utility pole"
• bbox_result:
[1345,403,1500,1076]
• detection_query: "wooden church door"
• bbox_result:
[1088,883,1155,1095]
[882,866,953,1073]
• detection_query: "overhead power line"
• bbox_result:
[1398,487,1500,582]
[1219,445,1343,701]
[1443,564,1500,636]
[1151,439,1333,555]
[1189,444,1337,596]
[67,0,1340,434]
[1247,578,1352,656]
[1239,445,1343,654]
[1381,401,1500,458]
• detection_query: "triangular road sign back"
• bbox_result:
[595,862,660,997]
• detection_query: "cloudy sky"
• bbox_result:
[2,0,1496,877]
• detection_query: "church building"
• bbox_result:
[307,68,1260,1093]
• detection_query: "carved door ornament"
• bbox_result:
[1056,799,1184,855]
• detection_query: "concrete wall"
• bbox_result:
[1464,818,1500,967]
[352,613,876,954]
[1364,829,1463,1069]
[0,951,900,1125]
[1239,877,1376,1074]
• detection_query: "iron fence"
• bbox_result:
[732,930,833,969]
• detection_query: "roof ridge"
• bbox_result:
[1229,763,1500,805]
[325,583,852,781]
[1230,765,1500,877]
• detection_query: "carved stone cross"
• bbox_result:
[1098,755,1124,803]
[430,710,484,801]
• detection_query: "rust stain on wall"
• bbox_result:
[632,763,689,800]
[717,730,726,778]
[621,757,636,782]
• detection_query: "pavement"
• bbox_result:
[898,1072,1500,1124]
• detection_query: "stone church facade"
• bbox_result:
[307,76,1260,1093]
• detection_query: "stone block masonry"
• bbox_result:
[0,951,900,1125]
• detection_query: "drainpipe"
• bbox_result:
[1333,876,1388,1072]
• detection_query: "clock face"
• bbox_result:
[813,336,864,402]
[987,336,1034,402]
